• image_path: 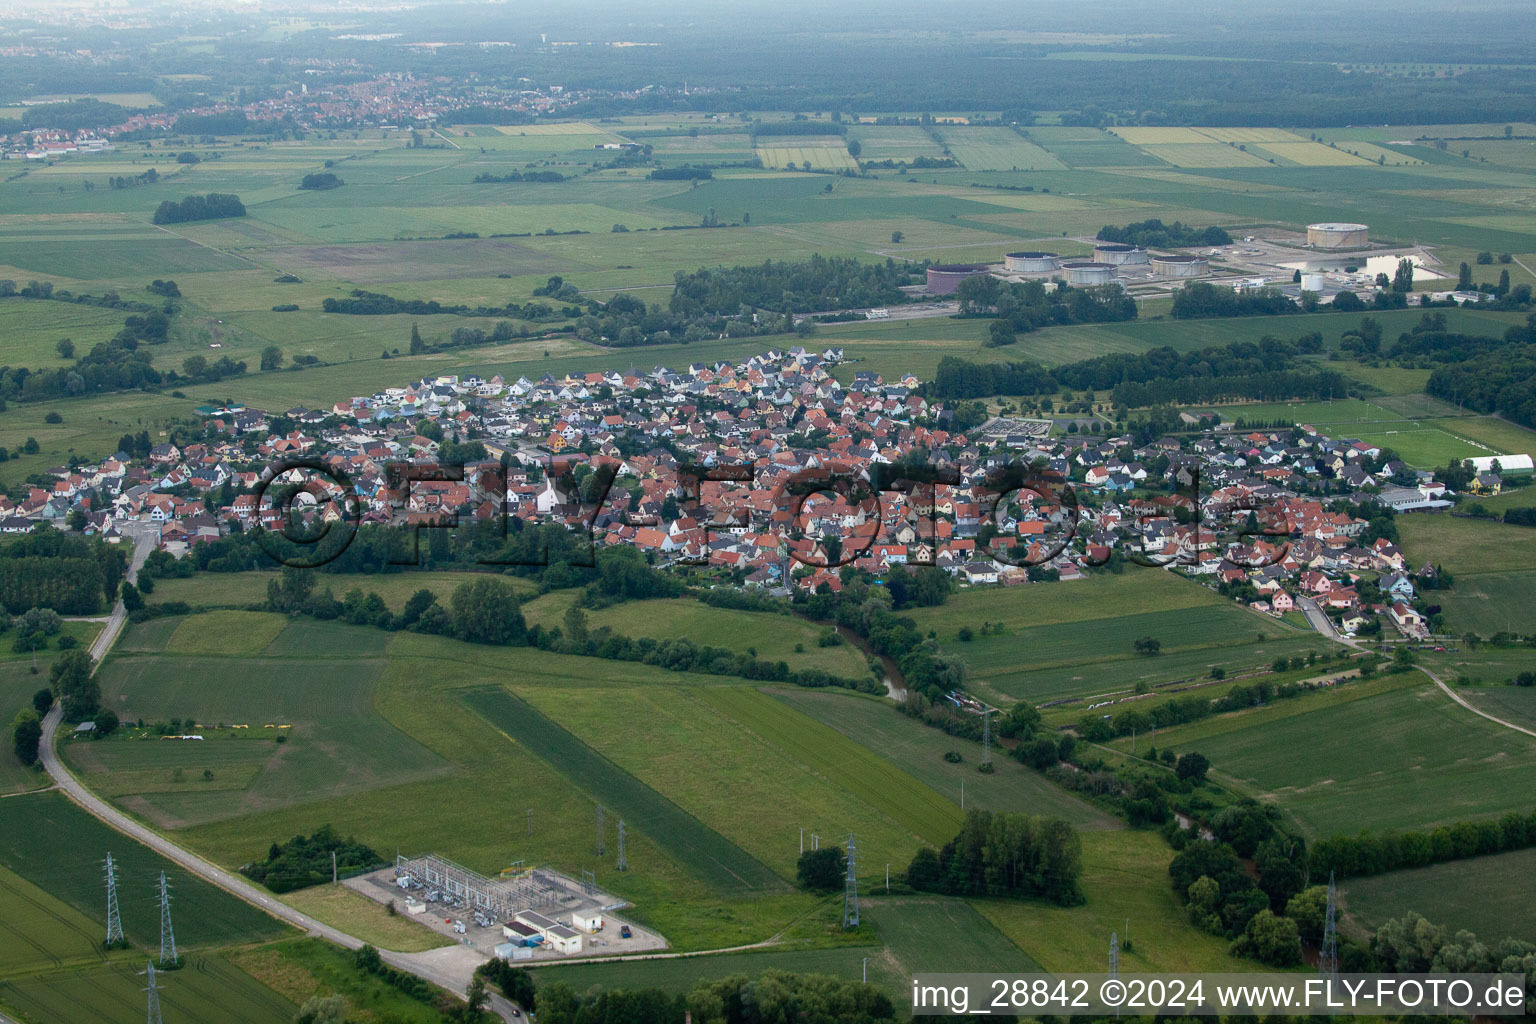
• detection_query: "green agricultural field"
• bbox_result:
[766,687,1120,828]
[1434,570,1536,635]
[1128,675,1536,837]
[1456,682,1536,733]
[0,791,293,949]
[163,610,289,656]
[71,625,447,827]
[1398,514,1536,575]
[510,682,931,881]
[530,895,1040,1005]
[0,863,106,976]
[0,390,200,491]
[465,685,784,893]
[0,955,295,1024]
[1341,846,1536,943]
[935,127,1067,171]
[0,298,130,367]
[517,593,871,678]
[978,829,1248,973]
[145,569,536,612]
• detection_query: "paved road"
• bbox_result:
[34,526,521,1021]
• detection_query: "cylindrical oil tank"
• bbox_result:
[1301,272,1327,292]
[1151,254,1208,278]
[1092,243,1149,265]
[925,263,994,295]
[1306,222,1369,249]
[1061,261,1118,286]
[1004,251,1059,273]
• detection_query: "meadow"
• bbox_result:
[0,863,106,976]
[1341,846,1536,942]
[1397,513,1536,575]
[0,791,293,950]
[1432,570,1536,635]
[0,955,295,1024]
[517,592,871,677]
[765,687,1119,827]
[1121,675,1536,837]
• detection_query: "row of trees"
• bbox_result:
[322,288,565,322]
[1309,808,1536,879]
[1097,219,1232,248]
[0,530,126,614]
[959,275,1137,332]
[531,970,895,1024]
[151,193,246,225]
[669,255,916,315]
[907,809,1084,905]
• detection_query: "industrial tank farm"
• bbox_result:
[1151,253,1208,278]
[1060,261,1118,285]
[1092,243,1150,265]
[1004,251,1060,273]
[925,263,995,294]
[1307,222,1370,249]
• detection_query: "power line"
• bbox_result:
[843,833,859,930]
[157,872,177,967]
[104,853,123,948]
[143,962,164,1024]
[1320,870,1339,980]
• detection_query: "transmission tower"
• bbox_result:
[842,833,859,930]
[157,872,177,966]
[595,803,605,856]
[616,820,628,872]
[104,852,124,947]
[1319,870,1339,979]
[1108,931,1119,977]
[143,963,164,1024]
[981,709,993,769]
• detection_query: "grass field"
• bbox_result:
[765,687,1120,828]
[1398,513,1536,575]
[529,895,1039,1004]
[517,593,870,677]
[464,685,785,893]
[510,682,932,881]
[0,863,106,976]
[1434,570,1536,635]
[0,955,296,1024]
[278,884,452,953]
[1341,846,1536,942]
[230,938,443,1024]
[1123,675,1536,837]
[0,791,293,950]
[978,829,1249,973]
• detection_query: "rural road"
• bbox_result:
[1298,596,1536,739]
[35,526,524,1021]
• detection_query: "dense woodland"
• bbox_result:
[669,256,916,315]
[1098,219,1233,248]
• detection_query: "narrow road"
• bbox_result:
[34,526,523,1021]
[1297,596,1536,739]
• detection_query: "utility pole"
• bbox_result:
[842,833,859,930]
[799,827,804,855]
[960,779,964,809]
[885,863,889,893]
[157,872,177,967]
[104,853,123,947]
[862,956,869,984]
[526,807,532,836]
[1109,931,1118,977]
[143,963,164,1024]
[332,849,338,885]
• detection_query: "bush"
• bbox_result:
[796,847,847,891]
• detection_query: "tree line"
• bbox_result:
[669,255,916,316]
[151,193,246,225]
[1098,218,1232,248]
[0,529,126,614]
[906,809,1084,905]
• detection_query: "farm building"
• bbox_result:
[925,263,995,294]
[1307,222,1369,248]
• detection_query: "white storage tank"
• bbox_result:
[1151,254,1208,278]
[1061,261,1117,285]
[1307,222,1369,249]
[1301,272,1327,292]
[1092,243,1150,265]
[1004,251,1059,273]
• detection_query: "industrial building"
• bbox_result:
[1004,251,1059,273]
[1092,243,1149,265]
[1151,254,1208,278]
[1307,222,1369,249]
[1060,261,1118,286]
[925,263,995,294]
